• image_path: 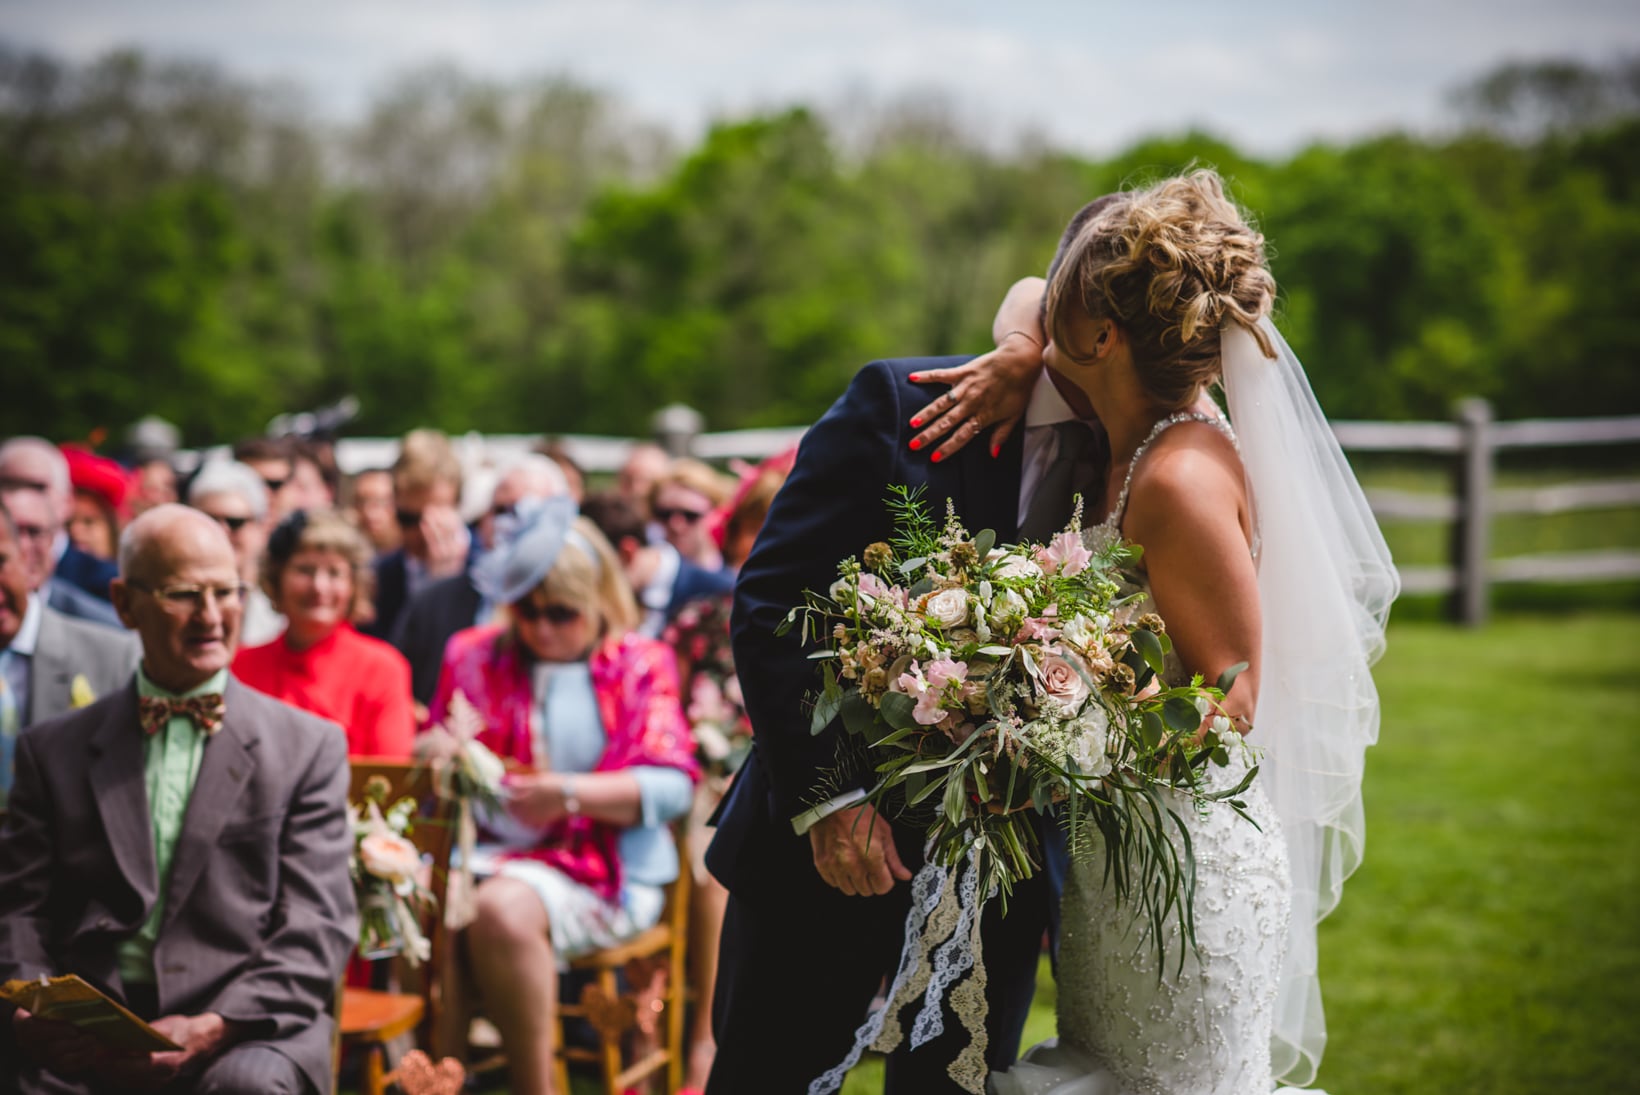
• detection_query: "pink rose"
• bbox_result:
[1036,530,1092,576]
[1038,651,1092,715]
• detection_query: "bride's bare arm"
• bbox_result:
[907,277,1047,460]
[1122,432,1262,734]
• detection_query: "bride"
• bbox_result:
[910,170,1398,1093]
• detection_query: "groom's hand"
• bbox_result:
[810,803,913,896]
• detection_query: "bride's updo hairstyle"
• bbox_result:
[1047,169,1277,409]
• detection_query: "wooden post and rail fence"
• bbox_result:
[331,399,1640,628]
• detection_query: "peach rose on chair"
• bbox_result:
[360,829,422,887]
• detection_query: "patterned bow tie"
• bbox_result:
[138,694,226,737]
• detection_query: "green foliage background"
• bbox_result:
[3,48,1638,445]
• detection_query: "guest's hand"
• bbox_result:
[93,1012,239,1090]
[11,1008,102,1077]
[419,504,469,578]
[810,803,912,896]
[907,332,1042,461]
[503,772,569,829]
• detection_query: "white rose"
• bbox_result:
[1068,706,1113,777]
[924,588,971,629]
[993,555,1042,581]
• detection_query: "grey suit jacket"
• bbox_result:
[24,605,139,727]
[43,578,122,629]
[0,676,358,1095]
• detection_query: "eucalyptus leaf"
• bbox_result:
[1161,696,1201,733]
[1132,628,1167,676]
[1141,711,1165,750]
[878,690,919,730]
[840,691,879,736]
[908,577,936,599]
[1216,661,1249,694]
[807,649,839,659]
[810,689,842,735]
[973,528,996,558]
[898,556,928,576]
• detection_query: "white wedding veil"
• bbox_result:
[1221,317,1399,1087]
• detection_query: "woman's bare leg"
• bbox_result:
[466,877,561,1095]
[684,873,729,1089]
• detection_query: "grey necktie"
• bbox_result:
[1020,421,1103,542]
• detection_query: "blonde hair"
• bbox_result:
[516,517,640,640]
[651,457,734,510]
[393,429,463,496]
[1047,169,1276,410]
[262,509,376,622]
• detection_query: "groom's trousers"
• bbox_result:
[705,805,1048,1095]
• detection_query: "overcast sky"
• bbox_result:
[3,0,1636,155]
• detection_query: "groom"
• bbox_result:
[706,198,1118,1093]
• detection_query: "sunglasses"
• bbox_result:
[511,600,583,625]
[207,514,253,534]
[491,502,515,520]
[261,477,289,494]
[395,509,423,529]
[654,506,709,525]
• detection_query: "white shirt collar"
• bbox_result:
[1024,369,1081,429]
[9,593,43,657]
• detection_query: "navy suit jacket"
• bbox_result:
[708,357,1025,894]
[365,548,411,641]
[53,544,117,604]
[668,558,735,621]
[391,573,484,706]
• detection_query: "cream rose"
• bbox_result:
[359,831,422,886]
[924,588,971,629]
[993,555,1043,581]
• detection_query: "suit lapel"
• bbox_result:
[88,683,159,909]
[161,679,258,925]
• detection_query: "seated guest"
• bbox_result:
[709,447,797,572]
[650,458,735,572]
[0,485,121,628]
[426,497,698,1095]
[366,430,469,641]
[0,437,119,612]
[0,504,356,1095]
[63,446,130,563]
[235,511,415,759]
[232,436,301,522]
[535,440,586,504]
[0,498,138,803]
[188,461,283,647]
[396,455,569,708]
[616,442,671,539]
[580,492,733,640]
[346,468,400,555]
[130,457,178,517]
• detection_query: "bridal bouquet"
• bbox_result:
[784,487,1258,939]
[350,775,436,966]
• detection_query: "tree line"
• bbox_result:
[2,46,1636,445]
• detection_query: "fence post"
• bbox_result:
[1451,397,1494,626]
[651,404,704,458]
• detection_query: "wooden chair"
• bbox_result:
[338,759,456,1095]
[552,828,693,1095]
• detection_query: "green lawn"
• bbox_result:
[841,610,1640,1093]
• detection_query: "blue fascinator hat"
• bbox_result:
[472,494,583,605]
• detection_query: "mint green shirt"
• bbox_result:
[115,667,226,986]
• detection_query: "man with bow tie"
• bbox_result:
[0,504,357,1095]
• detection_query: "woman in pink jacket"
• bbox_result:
[428,496,698,1095]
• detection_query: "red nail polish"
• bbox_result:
[909,418,922,428]
[990,443,1000,458]
[908,373,921,382]
[908,438,921,451]
[931,451,943,463]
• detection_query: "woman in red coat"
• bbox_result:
[234,509,415,758]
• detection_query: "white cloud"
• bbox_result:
[2,0,1635,154]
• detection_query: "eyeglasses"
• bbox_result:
[128,581,248,614]
[395,509,423,529]
[206,514,253,534]
[511,599,582,625]
[11,521,50,543]
[261,477,289,494]
[654,506,709,525]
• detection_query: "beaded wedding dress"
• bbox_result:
[992,412,1293,1095]
[995,317,1397,1094]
